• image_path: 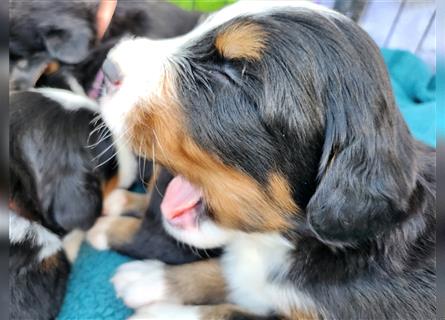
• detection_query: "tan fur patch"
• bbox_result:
[102,174,119,199]
[106,216,141,247]
[199,304,259,320]
[290,309,319,320]
[165,259,226,305]
[43,61,60,75]
[125,63,297,232]
[215,22,266,60]
[41,254,60,271]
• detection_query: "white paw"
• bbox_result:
[103,189,131,216]
[86,216,116,250]
[112,260,171,309]
[129,303,200,320]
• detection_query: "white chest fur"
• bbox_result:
[222,233,315,316]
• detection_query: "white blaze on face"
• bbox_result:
[99,37,179,137]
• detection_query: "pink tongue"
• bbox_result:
[161,175,202,221]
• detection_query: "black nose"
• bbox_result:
[102,58,123,85]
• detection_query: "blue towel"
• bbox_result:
[58,48,436,319]
[381,48,436,147]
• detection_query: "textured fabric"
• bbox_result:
[381,48,436,147]
[58,48,436,319]
[57,243,133,319]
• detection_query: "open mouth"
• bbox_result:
[160,175,204,230]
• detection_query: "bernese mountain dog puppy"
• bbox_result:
[10,88,212,319]
[91,1,435,319]
[9,0,201,95]
[9,88,134,319]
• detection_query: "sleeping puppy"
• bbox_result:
[9,89,135,319]
[95,1,434,319]
[9,0,201,94]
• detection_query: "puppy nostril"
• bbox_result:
[102,58,123,86]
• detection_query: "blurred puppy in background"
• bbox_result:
[9,0,201,95]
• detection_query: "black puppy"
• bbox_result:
[9,0,201,93]
[9,89,121,320]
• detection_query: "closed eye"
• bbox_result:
[207,62,243,86]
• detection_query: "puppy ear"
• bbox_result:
[40,16,93,64]
[305,97,419,247]
[49,171,102,232]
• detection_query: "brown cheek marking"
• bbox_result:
[102,174,119,199]
[214,22,267,61]
[125,70,297,232]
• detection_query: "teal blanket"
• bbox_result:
[57,49,436,319]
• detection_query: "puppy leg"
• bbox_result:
[112,259,226,308]
[103,189,149,216]
[62,229,86,263]
[129,303,287,320]
[87,215,141,250]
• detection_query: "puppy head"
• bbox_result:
[100,2,417,248]
[10,92,102,235]
[9,2,94,91]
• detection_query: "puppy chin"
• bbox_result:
[162,216,232,249]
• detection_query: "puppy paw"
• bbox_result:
[86,216,116,250]
[103,189,131,216]
[112,260,172,309]
[129,303,200,320]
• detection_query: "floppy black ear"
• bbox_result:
[49,170,102,232]
[39,16,93,64]
[303,25,419,247]
[306,106,418,247]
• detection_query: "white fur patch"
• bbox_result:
[86,216,117,250]
[63,74,87,96]
[162,217,232,249]
[103,189,131,216]
[34,87,99,112]
[112,260,171,309]
[223,233,316,316]
[9,211,62,261]
[115,139,138,189]
[129,303,201,320]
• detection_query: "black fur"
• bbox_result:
[172,9,435,319]
[10,245,70,320]
[9,0,201,92]
[10,91,115,233]
[9,90,117,319]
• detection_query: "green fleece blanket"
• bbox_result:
[58,47,436,320]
